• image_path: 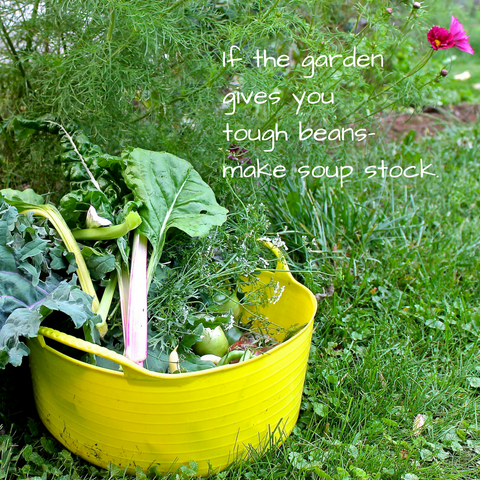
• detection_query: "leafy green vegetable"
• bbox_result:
[121,148,229,285]
[0,188,45,206]
[0,201,100,368]
[1,189,100,311]
[1,125,273,373]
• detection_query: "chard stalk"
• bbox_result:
[116,264,130,345]
[124,233,148,366]
[96,271,118,338]
[169,346,181,374]
[19,204,99,312]
[73,211,142,241]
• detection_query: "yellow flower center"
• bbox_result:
[435,39,441,46]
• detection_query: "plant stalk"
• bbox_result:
[73,211,142,241]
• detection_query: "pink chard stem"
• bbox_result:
[124,233,149,366]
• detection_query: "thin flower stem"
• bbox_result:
[106,6,115,42]
[25,0,41,52]
[339,50,434,123]
[225,175,247,214]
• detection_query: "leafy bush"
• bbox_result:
[0,0,445,194]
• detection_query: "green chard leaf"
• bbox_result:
[121,149,228,284]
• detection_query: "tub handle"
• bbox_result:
[37,326,155,379]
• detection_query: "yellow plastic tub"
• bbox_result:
[27,252,317,476]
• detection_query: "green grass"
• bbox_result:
[2,123,480,479]
[2,0,480,478]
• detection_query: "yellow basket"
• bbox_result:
[27,250,317,476]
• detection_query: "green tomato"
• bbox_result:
[224,326,243,346]
[208,291,242,319]
[193,326,229,357]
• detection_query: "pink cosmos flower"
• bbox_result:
[449,16,475,55]
[427,26,454,50]
[427,16,474,55]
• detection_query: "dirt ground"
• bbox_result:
[378,103,479,139]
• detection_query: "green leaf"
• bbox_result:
[121,149,228,283]
[85,252,116,281]
[420,448,433,461]
[326,374,338,384]
[381,418,399,427]
[425,318,445,330]
[349,466,369,479]
[107,464,124,478]
[0,199,99,368]
[1,188,45,206]
[18,236,48,261]
[180,352,216,372]
[135,466,148,480]
[314,469,332,479]
[144,343,170,373]
[180,323,204,349]
[336,467,351,479]
[313,402,329,417]
[467,377,480,388]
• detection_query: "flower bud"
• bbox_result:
[386,7,393,14]
[413,1,421,9]
[441,69,448,77]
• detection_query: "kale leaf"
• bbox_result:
[0,200,100,368]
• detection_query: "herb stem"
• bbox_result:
[0,16,32,90]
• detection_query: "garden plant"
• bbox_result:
[1,0,480,478]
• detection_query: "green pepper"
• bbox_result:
[223,326,243,346]
[207,290,242,319]
[192,326,229,357]
[217,350,244,366]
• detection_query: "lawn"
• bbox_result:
[2,121,480,479]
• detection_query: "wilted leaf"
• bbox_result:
[413,414,426,437]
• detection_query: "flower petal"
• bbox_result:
[455,40,475,55]
[450,16,466,40]
[427,26,454,50]
[450,16,475,54]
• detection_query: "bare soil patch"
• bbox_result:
[379,103,479,140]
